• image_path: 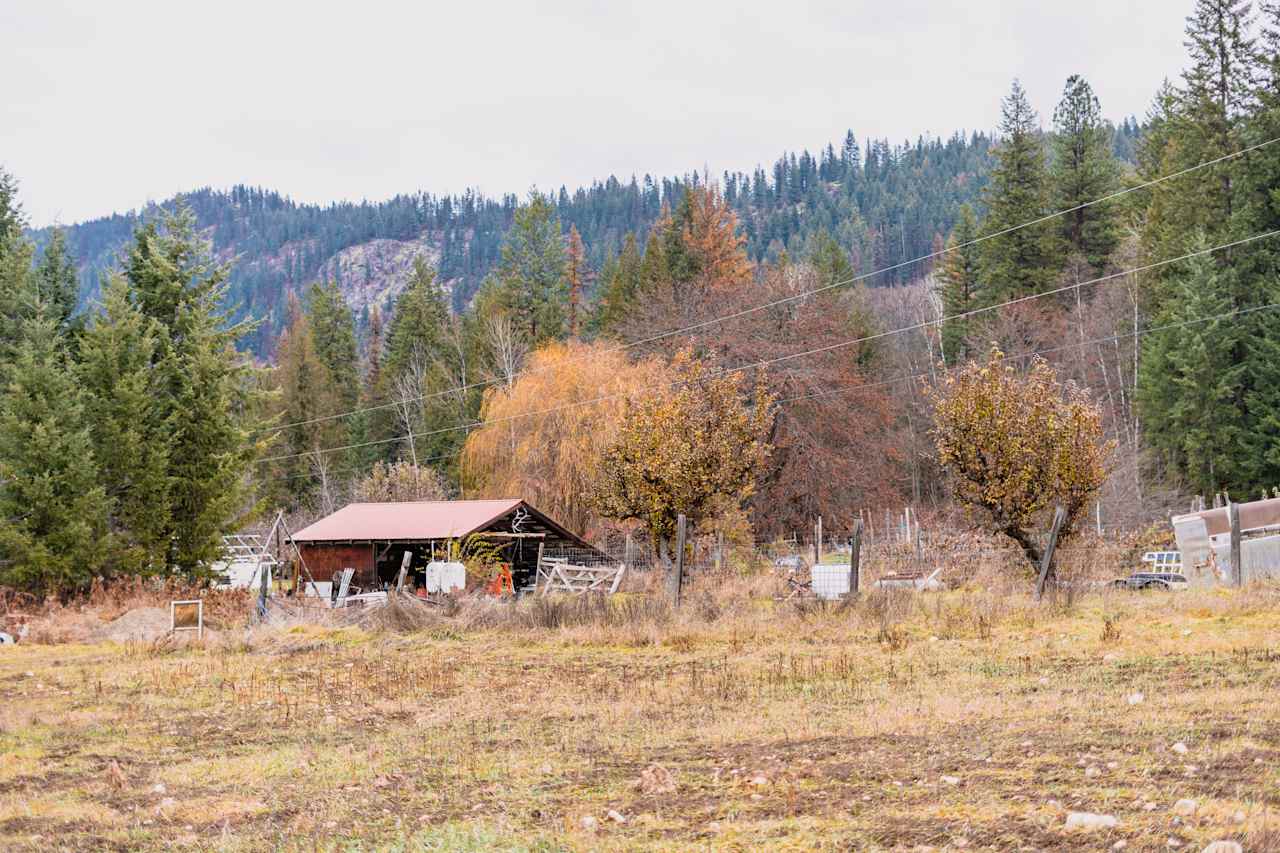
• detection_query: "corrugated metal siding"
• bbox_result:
[297,543,376,587]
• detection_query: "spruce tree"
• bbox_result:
[305,280,360,410]
[979,80,1059,301]
[0,169,34,366]
[76,275,172,573]
[937,205,981,364]
[33,229,81,332]
[1137,238,1246,495]
[0,309,110,593]
[123,203,259,574]
[1049,75,1121,271]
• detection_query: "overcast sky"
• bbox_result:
[4,1,1191,228]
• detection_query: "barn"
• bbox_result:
[288,498,605,593]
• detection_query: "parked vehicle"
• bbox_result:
[1140,550,1182,570]
[1111,571,1189,591]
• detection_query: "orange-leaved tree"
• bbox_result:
[930,347,1112,575]
[460,340,664,536]
[593,349,775,564]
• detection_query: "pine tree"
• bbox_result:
[591,233,642,334]
[489,192,568,345]
[0,308,110,593]
[979,80,1059,301]
[808,229,852,284]
[937,205,981,364]
[76,275,172,573]
[1049,75,1121,271]
[382,257,450,382]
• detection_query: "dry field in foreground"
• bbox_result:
[2,580,1279,852]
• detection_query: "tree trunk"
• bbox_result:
[1004,525,1044,573]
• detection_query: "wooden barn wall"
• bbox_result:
[297,544,375,586]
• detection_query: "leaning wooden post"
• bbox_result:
[1035,506,1068,601]
[1229,502,1243,587]
[848,518,864,598]
[669,513,687,607]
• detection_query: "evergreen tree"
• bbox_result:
[0,309,110,593]
[1049,75,1121,271]
[76,275,172,573]
[32,229,81,332]
[1137,239,1245,495]
[305,280,360,409]
[808,229,853,284]
[275,293,343,506]
[565,224,587,338]
[382,257,450,382]
[590,232,642,335]
[0,169,34,365]
[979,80,1059,301]
[937,205,982,364]
[123,203,259,573]
[489,192,568,345]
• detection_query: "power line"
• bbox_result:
[255,133,1280,438]
[774,301,1280,407]
[257,228,1280,465]
[266,299,1280,487]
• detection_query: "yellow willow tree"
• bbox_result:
[460,340,664,536]
[930,347,1113,577]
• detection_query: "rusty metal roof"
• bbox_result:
[1173,496,1280,537]
[290,499,524,543]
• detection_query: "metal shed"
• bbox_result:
[288,499,605,593]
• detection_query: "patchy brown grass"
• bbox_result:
[1,577,1279,851]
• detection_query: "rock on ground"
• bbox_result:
[1065,811,1119,831]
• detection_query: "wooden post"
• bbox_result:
[815,516,822,564]
[669,513,687,607]
[1035,506,1068,601]
[624,533,633,573]
[715,530,723,572]
[1229,502,1243,587]
[848,519,863,597]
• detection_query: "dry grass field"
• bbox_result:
[2,576,1279,852]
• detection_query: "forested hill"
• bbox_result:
[29,122,1140,356]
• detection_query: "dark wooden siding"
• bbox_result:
[297,543,376,586]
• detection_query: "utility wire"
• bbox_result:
[266,298,1280,486]
[775,301,1280,406]
[257,228,1280,465]
[254,133,1280,438]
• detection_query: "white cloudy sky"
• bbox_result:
[4,0,1190,227]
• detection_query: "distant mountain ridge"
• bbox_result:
[27,121,1140,357]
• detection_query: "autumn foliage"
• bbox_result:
[930,348,1113,572]
[593,349,775,561]
[460,340,664,536]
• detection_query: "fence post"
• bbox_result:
[668,513,687,607]
[715,530,723,572]
[848,518,863,598]
[815,516,822,564]
[1229,502,1243,587]
[624,533,633,572]
[1035,506,1068,601]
